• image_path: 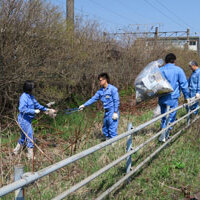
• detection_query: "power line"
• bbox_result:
[74,7,123,29]
[88,0,137,24]
[143,0,186,30]
[116,0,158,24]
[155,0,195,30]
[116,0,165,33]
[50,0,124,30]
[115,0,145,20]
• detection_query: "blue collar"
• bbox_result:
[193,68,200,73]
[103,84,110,91]
[164,63,175,67]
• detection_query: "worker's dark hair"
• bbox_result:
[98,73,110,83]
[165,53,176,64]
[189,60,198,67]
[23,80,35,94]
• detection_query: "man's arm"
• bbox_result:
[84,91,100,107]
[33,97,48,111]
[112,87,119,113]
[196,71,200,94]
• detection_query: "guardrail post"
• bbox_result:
[187,104,191,127]
[126,122,133,174]
[14,165,24,200]
[165,106,171,139]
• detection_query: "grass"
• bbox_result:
[1,102,200,199]
[110,118,200,200]
[119,86,135,97]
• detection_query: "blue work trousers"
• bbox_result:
[102,110,119,138]
[18,118,34,148]
[189,92,199,115]
[190,102,199,115]
[159,99,178,130]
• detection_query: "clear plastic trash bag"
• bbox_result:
[134,59,174,104]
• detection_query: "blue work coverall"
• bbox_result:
[188,68,200,114]
[158,63,189,129]
[84,84,119,138]
[18,92,47,148]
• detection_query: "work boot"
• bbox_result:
[106,137,111,141]
[111,142,116,147]
[13,143,23,155]
[27,148,34,160]
[159,132,166,143]
[101,136,110,142]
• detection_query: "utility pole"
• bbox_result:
[155,27,159,40]
[187,28,190,49]
[66,0,74,31]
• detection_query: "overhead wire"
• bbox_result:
[155,0,195,31]
[88,0,137,24]
[49,0,124,31]
[116,0,166,33]
[74,7,123,28]
[50,0,199,34]
[115,0,145,20]
[116,0,159,24]
[143,0,187,30]
[50,0,200,36]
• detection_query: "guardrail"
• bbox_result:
[0,98,199,199]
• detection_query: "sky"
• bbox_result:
[49,0,200,35]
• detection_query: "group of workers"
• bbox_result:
[158,53,200,142]
[13,54,200,159]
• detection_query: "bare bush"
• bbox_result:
[1,0,200,118]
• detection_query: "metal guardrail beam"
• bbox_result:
[0,98,199,198]
[51,106,199,200]
[96,129,183,200]
[0,102,183,197]
[96,109,199,200]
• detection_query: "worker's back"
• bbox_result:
[159,63,188,103]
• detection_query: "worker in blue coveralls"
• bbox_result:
[13,80,56,159]
[188,60,200,115]
[158,53,189,142]
[79,73,119,140]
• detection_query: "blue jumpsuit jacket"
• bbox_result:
[84,84,119,138]
[158,63,189,129]
[188,68,200,114]
[18,92,47,148]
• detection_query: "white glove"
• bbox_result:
[79,105,85,111]
[48,109,57,118]
[35,109,40,114]
[196,93,200,98]
[46,101,55,107]
[112,112,118,120]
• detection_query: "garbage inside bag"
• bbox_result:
[134,59,174,104]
